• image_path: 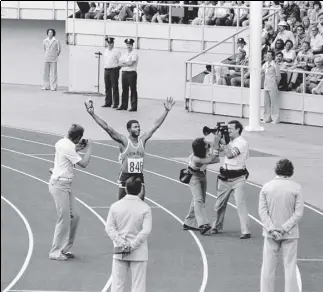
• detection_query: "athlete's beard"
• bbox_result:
[131,131,140,138]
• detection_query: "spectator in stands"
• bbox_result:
[271,21,295,49]
[283,1,301,22]
[183,1,198,24]
[310,24,323,53]
[152,1,170,23]
[262,50,281,123]
[85,2,99,19]
[289,41,314,90]
[312,78,323,94]
[282,40,296,82]
[275,51,289,91]
[316,11,323,34]
[226,49,248,85]
[69,2,90,19]
[288,12,302,34]
[262,23,277,48]
[242,1,251,27]
[237,38,248,57]
[192,1,215,25]
[296,56,323,92]
[203,65,215,84]
[141,3,158,22]
[299,1,310,19]
[294,25,311,53]
[230,1,248,27]
[302,16,311,35]
[117,3,136,21]
[273,39,285,55]
[212,1,231,26]
[309,1,322,23]
[97,3,122,20]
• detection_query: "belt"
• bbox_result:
[105,67,118,70]
[51,176,72,182]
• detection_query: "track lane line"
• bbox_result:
[1,164,112,292]
[1,194,34,292]
[2,148,208,292]
[1,131,322,216]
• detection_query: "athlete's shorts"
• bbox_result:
[118,172,145,188]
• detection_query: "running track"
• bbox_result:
[1,126,323,292]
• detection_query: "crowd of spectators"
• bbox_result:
[201,1,323,95]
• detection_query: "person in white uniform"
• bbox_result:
[106,177,152,292]
[259,158,304,292]
[49,124,92,261]
[84,97,175,200]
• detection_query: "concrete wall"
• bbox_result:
[1,19,69,87]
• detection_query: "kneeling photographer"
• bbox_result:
[207,120,251,239]
[181,134,221,235]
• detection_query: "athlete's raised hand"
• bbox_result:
[164,97,176,111]
[85,98,94,115]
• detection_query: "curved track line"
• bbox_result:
[1,130,322,216]
[1,193,34,292]
[1,148,209,292]
[1,164,112,292]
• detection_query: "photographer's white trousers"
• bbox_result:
[212,176,250,234]
[111,259,147,292]
[260,237,299,292]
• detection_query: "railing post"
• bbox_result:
[184,62,188,110]
[211,64,214,114]
[241,67,244,117]
[103,2,107,47]
[232,35,236,57]
[136,2,139,49]
[189,63,193,112]
[72,1,75,46]
[237,7,240,28]
[17,1,20,19]
[52,1,55,20]
[168,3,172,51]
[302,72,306,125]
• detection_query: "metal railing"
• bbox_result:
[185,59,323,125]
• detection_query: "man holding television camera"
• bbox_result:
[210,120,251,239]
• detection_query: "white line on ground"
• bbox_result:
[1,164,112,292]
[9,290,96,292]
[1,194,34,292]
[90,206,161,209]
[297,259,323,262]
[28,154,55,156]
[1,133,322,217]
[2,148,209,292]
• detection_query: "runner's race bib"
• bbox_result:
[127,158,143,173]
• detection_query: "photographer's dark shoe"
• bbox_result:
[240,233,251,239]
[183,224,199,231]
[102,104,111,108]
[200,224,211,235]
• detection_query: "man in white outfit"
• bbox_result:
[106,177,152,292]
[259,158,304,292]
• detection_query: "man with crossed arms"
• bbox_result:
[85,97,175,200]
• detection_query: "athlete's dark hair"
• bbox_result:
[192,138,208,158]
[275,159,294,177]
[126,177,142,195]
[67,124,84,142]
[127,120,139,130]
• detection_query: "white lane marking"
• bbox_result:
[90,206,161,209]
[1,133,322,217]
[1,194,34,292]
[297,259,323,262]
[1,164,112,292]
[2,148,209,292]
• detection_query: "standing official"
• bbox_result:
[102,37,121,108]
[42,28,61,91]
[259,159,304,292]
[106,177,152,292]
[49,124,92,261]
[118,38,139,111]
[211,120,251,239]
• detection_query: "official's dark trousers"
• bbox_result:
[104,67,120,106]
[121,71,138,110]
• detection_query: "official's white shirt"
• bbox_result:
[51,137,82,179]
[104,48,121,69]
[120,50,139,71]
[310,33,323,50]
[224,136,249,170]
